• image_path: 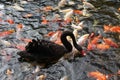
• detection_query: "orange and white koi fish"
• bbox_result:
[71,21,84,30]
[64,9,73,21]
[77,34,89,46]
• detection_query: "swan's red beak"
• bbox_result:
[81,50,86,56]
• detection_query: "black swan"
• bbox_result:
[17,31,85,66]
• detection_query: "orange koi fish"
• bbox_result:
[87,42,96,51]
[64,18,72,24]
[15,44,25,50]
[16,23,24,40]
[103,38,119,48]
[41,16,48,24]
[104,25,120,33]
[88,71,108,80]
[110,26,120,33]
[5,19,14,24]
[91,35,101,44]
[73,10,83,15]
[96,44,110,50]
[104,25,111,32]
[118,8,120,11]
[17,23,23,29]
[0,30,15,37]
[43,6,53,11]
[45,31,56,37]
[21,38,32,43]
[45,30,62,45]
[50,30,62,44]
[87,35,102,51]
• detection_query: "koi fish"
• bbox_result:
[83,1,95,9]
[64,18,72,24]
[43,6,53,11]
[45,31,56,37]
[20,38,32,43]
[0,30,15,37]
[12,3,24,11]
[82,8,91,17]
[17,23,23,29]
[55,39,62,45]
[0,39,11,47]
[71,21,84,30]
[118,8,120,11]
[90,35,101,44]
[96,44,110,50]
[23,13,33,18]
[104,25,120,33]
[15,44,25,50]
[104,25,111,32]
[64,9,73,21]
[59,8,73,13]
[50,31,62,44]
[41,16,48,24]
[73,10,83,15]
[60,76,68,80]
[87,35,103,51]
[16,23,24,40]
[77,34,89,46]
[103,38,119,48]
[5,19,14,24]
[88,71,108,80]
[87,42,96,51]
[110,26,120,33]
[6,69,14,75]
[88,70,120,80]
[45,30,63,45]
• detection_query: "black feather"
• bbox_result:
[17,31,83,66]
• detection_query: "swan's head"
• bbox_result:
[80,50,86,56]
[75,45,86,56]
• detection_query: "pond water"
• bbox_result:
[0,0,120,80]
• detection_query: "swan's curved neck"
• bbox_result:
[61,31,82,53]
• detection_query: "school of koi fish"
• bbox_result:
[0,0,120,80]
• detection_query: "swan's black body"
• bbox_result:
[17,31,83,66]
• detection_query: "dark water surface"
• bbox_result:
[0,0,120,80]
